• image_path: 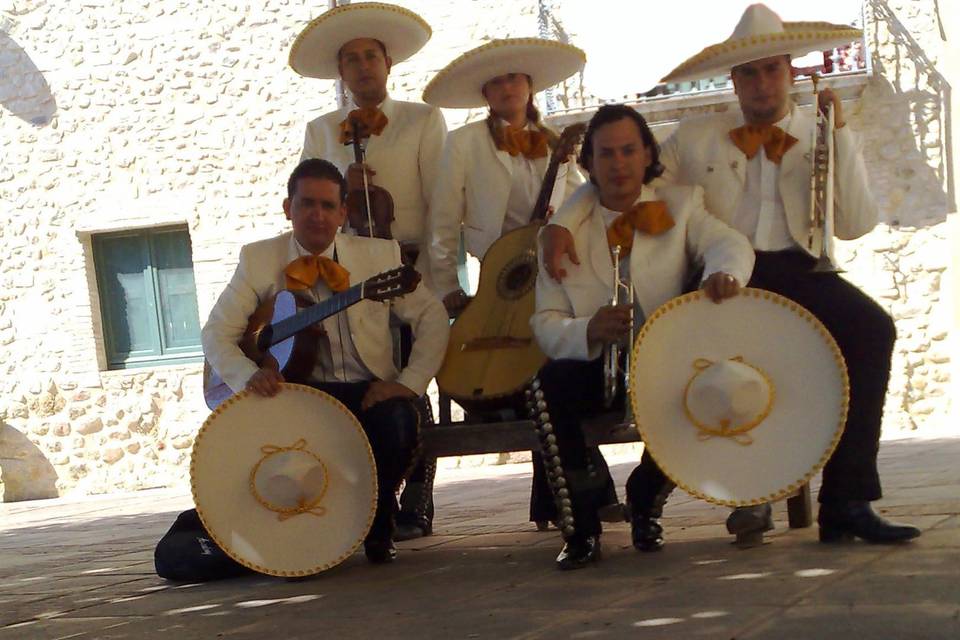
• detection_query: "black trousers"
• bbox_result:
[154,381,420,581]
[749,251,892,503]
[538,358,664,541]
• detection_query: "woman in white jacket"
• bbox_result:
[393,38,618,539]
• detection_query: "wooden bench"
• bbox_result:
[422,395,813,532]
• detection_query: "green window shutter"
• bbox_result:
[92,226,202,369]
[150,229,202,353]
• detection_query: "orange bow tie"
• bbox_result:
[338,107,389,144]
[728,124,798,164]
[606,200,675,254]
[284,255,351,292]
[496,126,549,160]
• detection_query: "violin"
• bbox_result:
[343,113,395,241]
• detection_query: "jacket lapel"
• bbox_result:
[363,96,394,157]
[587,206,614,289]
[725,113,748,186]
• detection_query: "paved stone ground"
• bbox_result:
[2,437,958,640]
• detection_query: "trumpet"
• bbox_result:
[808,74,842,273]
[603,245,635,412]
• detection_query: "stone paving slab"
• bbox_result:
[1,437,959,639]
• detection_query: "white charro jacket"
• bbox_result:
[657,106,878,256]
[201,231,449,396]
[428,119,584,296]
[300,96,447,250]
[532,183,754,361]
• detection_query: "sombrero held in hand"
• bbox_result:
[191,384,377,577]
[629,289,849,507]
[661,3,862,84]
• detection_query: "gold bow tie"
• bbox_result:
[728,124,798,164]
[496,126,549,160]
[284,255,350,292]
[338,107,389,144]
[606,200,675,254]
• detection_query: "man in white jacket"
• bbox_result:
[289,3,446,285]
[196,159,448,567]
[531,105,753,570]
[541,4,920,546]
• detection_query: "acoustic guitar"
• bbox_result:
[436,123,586,412]
[203,264,420,410]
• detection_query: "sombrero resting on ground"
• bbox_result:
[423,38,586,109]
[629,289,849,507]
[289,2,432,79]
[661,3,862,84]
[191,384,377,577]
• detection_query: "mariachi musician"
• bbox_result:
[400,38,622,539]
[289,2,446,539]
[154,159,449,579]
[543,4,921,546]
[290,2,446,286]
[531,105,754,570]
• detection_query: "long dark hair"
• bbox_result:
[578,104,664,185]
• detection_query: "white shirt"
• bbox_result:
[293,239,373,384]
[500,121,542,234]
[731,112,799,251]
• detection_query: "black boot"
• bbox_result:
[364,538,397,564]
[556,535,602,570]
[628,480,674,552]
[818,501,921,543]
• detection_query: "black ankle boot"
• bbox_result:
[556,535,602,570]
[818,501,921,544]
[631,513,665,552]
[628,482,674,552]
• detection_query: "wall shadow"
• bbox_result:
[868,0,954,225]
[0,30,57,127]
[0,420,59,502]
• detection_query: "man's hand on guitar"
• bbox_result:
[442,289,471,316]
[361,380,417,411]
[541,224,579,282]
[701,272,741,303]
[245,365,284,397]
[586,304,631,348]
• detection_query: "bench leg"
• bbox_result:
[787,483,813,529]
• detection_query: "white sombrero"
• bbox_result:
[191,384,377,577]
[289,2,432,79]
[661,3,862,84]
[630,289,848,507]
[422,38,586,109]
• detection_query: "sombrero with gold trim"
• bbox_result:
[289,2,432,79]
[423,38,586,109]
[661,3,862,84]
[629,289,848,507]
[190,384,377,577]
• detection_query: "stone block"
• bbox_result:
[171,436,193,450]
[76,417,103,435]
[52,422,71,437]
[126,441,141,455]
[102,447,124,464]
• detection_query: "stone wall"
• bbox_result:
[0,0,955,499]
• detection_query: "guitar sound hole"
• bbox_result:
[497,252,538,300]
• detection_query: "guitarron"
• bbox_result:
[436,123,586,412]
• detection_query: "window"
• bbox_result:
[92,226,202,369]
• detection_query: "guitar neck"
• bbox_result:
[267,284,364,347]
[530,151,564,223]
